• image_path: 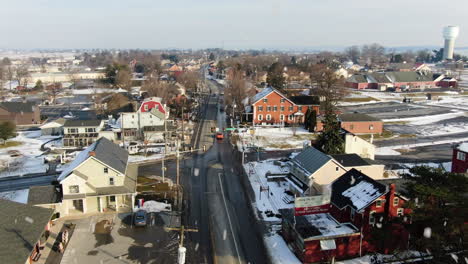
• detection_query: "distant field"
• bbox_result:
[341,97,379,102]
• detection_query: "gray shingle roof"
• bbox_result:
[63,119,102,127]
[27,185,61,205]
[331,154,370,167]
[0,199,54,264]
[0,102,36,113]
[58,137,129,181]
[339,113,381,122]
[291,147,331,175]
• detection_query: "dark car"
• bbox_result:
[134,210,147,227]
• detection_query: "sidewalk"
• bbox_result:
[35,218,66,264]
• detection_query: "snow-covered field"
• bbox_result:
[0,189,29,203]
[0,131,61,177]
[237,127,315,151]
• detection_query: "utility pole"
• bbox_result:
[162,112,167,183]
[165,225,198,264]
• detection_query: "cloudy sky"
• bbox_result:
[0,0,467,50]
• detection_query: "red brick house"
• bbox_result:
[0,102,41,125]
[346,71,434,90]
[281,169,411,263]
[248,87,320,126]
[316,113,383,134]
[451,143,468,173]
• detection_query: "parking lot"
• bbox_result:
[61,212,180,264]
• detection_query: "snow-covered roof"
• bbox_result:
[331,169,387,212]
[251,87,274,104]
[58,141,97,181]
[457,142,468,153]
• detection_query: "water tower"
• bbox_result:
[443,25,460,60]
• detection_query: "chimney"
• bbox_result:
[89,151,96,157]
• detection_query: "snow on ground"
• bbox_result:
[243,159,293,222]
[237,127,315,151]
[0,131,60,177]
[142,200,171,213]
[376,137,468,156]
[128,153,164,163]
[264,233,301,264]
[423,95,468,111]
[383,111,466,125]
[71,88,123,95]
[0,189,29,204]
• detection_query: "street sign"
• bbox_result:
[225,127,236,131]
[294,195,331,216]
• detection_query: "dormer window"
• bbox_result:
[69,185,79,193]
[144,104,149,111]
[263,98,268,103]
[393,197,399,206]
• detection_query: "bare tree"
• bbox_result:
[15,65,30,87]
[142,74,173,102]
[309,64,347,113]
[361,43,386,66]
[176,71,200,93]
[115,69,133,91]
[344,46,361,64]
[66,67,80,89]
[225,66,247,122]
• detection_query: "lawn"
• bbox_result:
[0,141,23,149]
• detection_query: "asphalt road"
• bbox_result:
[181,80,268,264]
[0,173,59,192]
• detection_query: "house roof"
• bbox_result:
[58,137,129,182]
[331,169,388,212]
[290,96,320,105]
[291,147,331,176]
[0,199,54,264]
[386,71,433,82]
[339,113,381,122]
[27,185,61,205]
[0,102,36,113]
[251,87,275,104]
[63,119,102,127]
[280,209,359,241]
[456,142,468,153]
[331,154,371,167]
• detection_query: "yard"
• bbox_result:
[235,127,316,151]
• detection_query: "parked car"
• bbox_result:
[216,132,224,140]
[134,210,147,227]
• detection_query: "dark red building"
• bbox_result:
[451,143,468,173]
[281,169,411,263]
[139,97,166,114]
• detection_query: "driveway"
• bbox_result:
[61,212,180,264]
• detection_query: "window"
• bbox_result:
[457,151,466,161]
[336,167,339,171]
[109,177,115,185]
[85,128,96,133]
[280,98,285,103]
[273,106,278,112]
[263,98,268,103]
[110,196,116,202]
[104,167,109,174]
[350,209,355,221]
[67,128,78,133]
[288,115,294,121]
[267,106,271,112]
[258,106,263,112]
[397,208,404,217]
[280,106,285,111]
[258,114,263,121]
[288,106,293,111]
[132,115,134,118]
[266,114,271,121]
[280,114,284,121]
[69,185,79,193]
[369,124,374,130]
[376,199,383,207]
[144,104,149,110]
[299,106,303,111]
[393,197,399,206]
[369,211,376,225]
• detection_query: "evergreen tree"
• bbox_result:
[402,166,468,262]
[316,112,343,154]
[304,109,317,132]
[34,80,44,90]
[0,121,16,140]
[266,62,285,90]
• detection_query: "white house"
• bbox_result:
[63,119,105,147]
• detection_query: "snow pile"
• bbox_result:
[0,189,29,204]
[264,233,301,264]
[142,200,171,213]
[237,127,315,151]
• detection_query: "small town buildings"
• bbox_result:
[281,169,411,263]
[0,199,54,264]
[331,153,384,179]
[54,137,136,216]
[345,71,434,90]
[344,132,376,160]
[386,63,430,72]
[316,114,383,135]
[0,101,41,125]
[63,119,104,147]
[451,142,468,173]
[29,71,105,84]
[247,87,320,126]
[40,118,66,136]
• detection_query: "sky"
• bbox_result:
[0,0,468,50]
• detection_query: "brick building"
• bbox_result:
[316,113,383,134]
[248,87,319,126]
[345,71,434,91]
[0,102,41,125]
[451,142,468,173]
[281,169,411,263]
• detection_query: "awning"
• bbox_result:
[320,239,336,250]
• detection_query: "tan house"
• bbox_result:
[288,147,384,196]
[54,137,136,216]
[344,133,376,160]
[0,102,41,125]
[63,119,104,147]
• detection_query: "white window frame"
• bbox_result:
[376,199,383,208]
[393,197,399,206]
[369,211,376,225]
[457,151,466,161]
[104,167,109,174]
[273,106,278,112]
[266,114,271,121]
[267,106,271,112]
[69,185,80,194]
[280,114,284,121]
[263,98,268,103]
[288,114,294,121]
[369,124,374,130]
[258,114,263,121]
[280,106,285,111]
[258,106,263,112]
[280,98,285,103]
[397,208,404,217]
[109,177,115,186]
[144,104,149,111]
[288,106,294,111]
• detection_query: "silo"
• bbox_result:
[443,26,460,60]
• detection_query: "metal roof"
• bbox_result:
[291,147,331,176]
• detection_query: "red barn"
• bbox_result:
[281,169,411,263]
[249,87,320,126]
[451,143,468,173]
[139,97,166,114]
